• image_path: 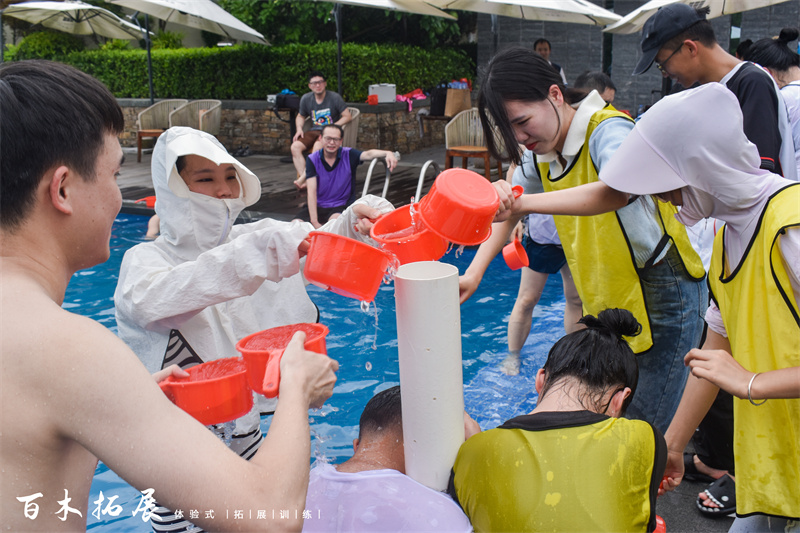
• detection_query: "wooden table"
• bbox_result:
[137,129,165,163]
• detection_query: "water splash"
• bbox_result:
[210,420,236,446]
[384,255,400,284]
[359,299,380,350]
[310,426,330,464]
[455,245,466,258]
[365,361,372,371]
[372,300,379,350]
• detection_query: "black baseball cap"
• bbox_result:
[633,3,706,75]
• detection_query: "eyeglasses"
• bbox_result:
[656,43,684,76]
[322,136,342,143]
[309,80,326,86]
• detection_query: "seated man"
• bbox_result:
[1,59,338,532]
[304,386,472,532]
[291,71,351,183]
[295,124,399,228]
[449,309,666,533]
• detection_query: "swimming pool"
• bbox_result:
[79,214,567,532]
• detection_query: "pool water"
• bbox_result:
[78,214,567,532]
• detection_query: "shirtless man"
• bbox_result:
[0,60,338,531]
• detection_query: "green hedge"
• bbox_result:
[58,42,474,102]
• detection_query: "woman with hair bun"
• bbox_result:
[745,28,800,177]
[449,309,667,533]
[460,46,706,435]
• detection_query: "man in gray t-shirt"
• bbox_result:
[292,71,351,186]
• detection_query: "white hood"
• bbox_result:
[153,127,263,260]
[600,83,793,262]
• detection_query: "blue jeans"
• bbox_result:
[625,244,707,434]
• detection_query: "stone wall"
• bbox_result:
[475,1,800,114]
[118,99,448,155]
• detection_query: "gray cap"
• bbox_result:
[633,3,705,75]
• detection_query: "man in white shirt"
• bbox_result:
[304,386,473,532]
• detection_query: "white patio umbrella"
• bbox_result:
[604,0,794,34]
[331,0,456,19]
[305,0,455,95]
[1,0,145,40]
[428,0,621,25]
[108,0,265,104]
[109,0,267,44]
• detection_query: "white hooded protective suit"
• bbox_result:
[114,127,392,451]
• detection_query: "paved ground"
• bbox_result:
[117,144,735,532]
[119,144,467,220]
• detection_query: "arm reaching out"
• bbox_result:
[659,330,730,495]
[685,348,800,400]
[493,180,630,222]
[360,150,399,172]
[460,215,521,303]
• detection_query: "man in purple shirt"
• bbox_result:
[296,124,399,228]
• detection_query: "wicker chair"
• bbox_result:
[444,108,503,181]
[302,106,361,147]
[136,99,187,162]
[169,99,222,135]
[342,107,360,147]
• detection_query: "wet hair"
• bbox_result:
[574,71,617,94]
[0,60,124,231]
[358,385,402,439]
[308,70,326,82]
[735,38,753,59]
[662,6,716,51]
[540,308,641,415]
[175,155,187,175]
[321,124,344,139]
[744,28,800,71]
[477,46,589,165]
[533,38,551,51]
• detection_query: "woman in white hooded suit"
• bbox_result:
[115,127,391,533]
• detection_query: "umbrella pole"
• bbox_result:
[491,14,498,57]
[335,4,342,96]
[145,14,154,105]
[1,14,4,64]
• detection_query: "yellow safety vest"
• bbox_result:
[451,412,661,532]
[708,183,800,519]
[538,108,705,353]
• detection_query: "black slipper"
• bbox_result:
[683,453,716,483]
[696,474,736,517]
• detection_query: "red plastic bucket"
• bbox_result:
[370,204,448,265]
[418,169,500,246]
[236,323,329,398]
[303,231,393,302]
[502,237,529,270]
[159,358,252,426]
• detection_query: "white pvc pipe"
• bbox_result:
[394,261,464,491]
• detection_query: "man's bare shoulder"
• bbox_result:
[0,274,146,529]
[2,277,124,362]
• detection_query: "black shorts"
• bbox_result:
[296,204,347,224]
[522,234,567,274]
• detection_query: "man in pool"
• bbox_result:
[0,60,338,531]
[304,386,474,532]
[294,124,399,228]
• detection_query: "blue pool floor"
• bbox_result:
[77,215,568,532]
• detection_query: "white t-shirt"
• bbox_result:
[780,81,800,179]
[303,462,473,532]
